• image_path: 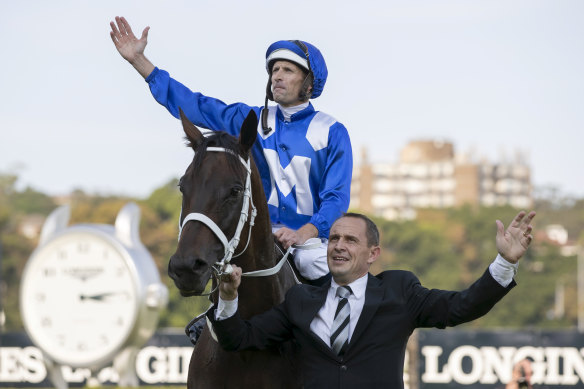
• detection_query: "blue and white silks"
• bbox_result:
[146,67,352,241]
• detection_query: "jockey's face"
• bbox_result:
[271,60,309,107]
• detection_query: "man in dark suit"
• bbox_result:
[208,211,536,388]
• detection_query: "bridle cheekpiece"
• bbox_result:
[178,146,256,281]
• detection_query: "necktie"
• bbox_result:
[330,285,352,355]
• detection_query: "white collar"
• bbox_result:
[330,273,368,300]
[279,102,309,122]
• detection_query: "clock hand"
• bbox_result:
[79,292,127,301]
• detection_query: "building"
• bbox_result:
[351,140,532,220]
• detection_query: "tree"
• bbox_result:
[2,171,581,331]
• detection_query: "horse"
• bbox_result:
[168,109,302,388]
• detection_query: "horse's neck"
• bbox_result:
[234,241,284,317]
[222,160,296,316]
[236,173,294,317]
[246,166,277,269]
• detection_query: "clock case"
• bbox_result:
[20,202,168,384]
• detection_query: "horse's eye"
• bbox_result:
[231,187,243,197]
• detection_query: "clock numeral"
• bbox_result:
[56,335,65,346]
[35,293,46,302]
[102,250,109,259]
[77,342,88,351]
[100,335,108,345]
[77,242,89,253]
[116,267,126,277]
[41,317,52,328]
[58,250,67,260]
[116,317,124,326]
[43,268,56,277]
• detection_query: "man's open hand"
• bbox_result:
[496,210,536,263]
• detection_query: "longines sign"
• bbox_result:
[417,330,584,388]
[1,329,583,387]
[0,330,192,387]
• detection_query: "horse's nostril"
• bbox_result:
[192,258,208,272]
[169,256,209,277]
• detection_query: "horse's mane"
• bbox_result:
[188,131,249,175]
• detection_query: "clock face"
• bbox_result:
[20,229,139,367]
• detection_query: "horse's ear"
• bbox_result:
[179,108,203,149]
[239,110,258,152]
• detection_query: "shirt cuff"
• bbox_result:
[215,296,238,321]
[309,214,329,238]
[489,254,518,288]
[145,66,159,83]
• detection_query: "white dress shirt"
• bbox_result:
[309,273,368,345]
[489,254,518,287]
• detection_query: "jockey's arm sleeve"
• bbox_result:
[309,122,353,237]
[146,67,255,136]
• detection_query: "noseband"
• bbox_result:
[178,146,257,279]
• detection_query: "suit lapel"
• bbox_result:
[298,283,336,354]
[299,283,330,328]
[347,274,384,350]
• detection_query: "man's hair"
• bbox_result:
[340,212,380,247]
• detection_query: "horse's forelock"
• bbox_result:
[191,131,248,176]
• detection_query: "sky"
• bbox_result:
[1,0,583,199]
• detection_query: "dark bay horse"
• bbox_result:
[168,109,301,388]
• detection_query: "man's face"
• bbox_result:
[327,217,380,286]
[270,60,309,107]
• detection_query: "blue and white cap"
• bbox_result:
[265,40,328,99]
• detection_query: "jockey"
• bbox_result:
[110,17,353,340]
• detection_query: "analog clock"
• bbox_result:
[20,202,168,380]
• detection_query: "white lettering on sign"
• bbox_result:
[135,346,192,384]
[421,346,450,383]
[422,345,584,386]
[0,347,45,383]
[0,345,192,385]
[2,342,583,386]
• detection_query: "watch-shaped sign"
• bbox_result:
[20,202,168,388]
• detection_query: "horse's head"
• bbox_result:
[168,109,258,296]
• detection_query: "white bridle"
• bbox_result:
[178,146,257,278]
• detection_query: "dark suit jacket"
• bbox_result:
[208,268,515,389]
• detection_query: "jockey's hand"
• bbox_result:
[275,224,318,250]
[109,16,155,78]
[219,265,242,301]
[110,16,149,63]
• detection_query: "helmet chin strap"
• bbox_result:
[262,96,272,135]
[262,76,311,135]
